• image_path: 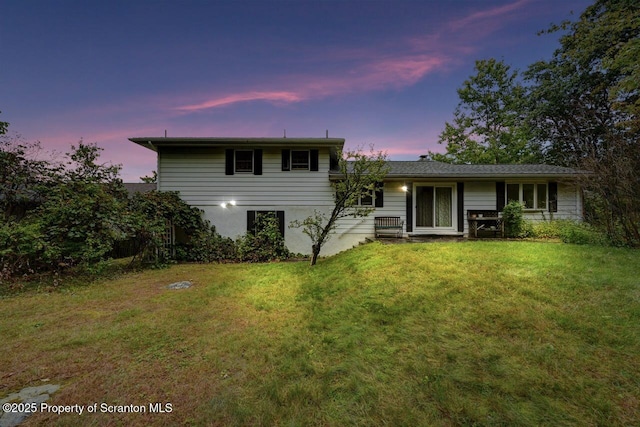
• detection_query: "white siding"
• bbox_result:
[463,181,496,235]
[158,147,583,255]
[159,147,349,255]
[159,147,334,207]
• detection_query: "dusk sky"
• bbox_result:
[1,0,592,182]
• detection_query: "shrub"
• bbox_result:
[237,212,290,262]
[0,220,48,280]
[177,226,237,263]
[502,201,526,238]
[127,191,239,264]
[531,220,609,245]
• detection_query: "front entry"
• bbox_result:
[414,184,455,232]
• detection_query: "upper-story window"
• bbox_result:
[235,150,253,173]
[225,149,262,175]
[291,150,310,170]
[506,183,547,209]
[282,149,319,171]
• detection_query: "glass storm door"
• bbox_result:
[416,185,453,228]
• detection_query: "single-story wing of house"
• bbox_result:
[130,136,582,256]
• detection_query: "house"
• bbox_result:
[130,136,582,255]
[123,182,157,196]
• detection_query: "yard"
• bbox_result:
[1,241,639,426]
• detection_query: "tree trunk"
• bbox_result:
[310,244,321,266]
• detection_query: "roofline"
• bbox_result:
[130,137,346,152]
[329,172,582,180]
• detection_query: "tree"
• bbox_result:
[140,170,157,183]
[429,59,542,164]
[36,143,129,267]
[290,147,388,266]
[0,134,60,220]
[0,111,8,135]
[525,0,639,246]
[561,0,640,128]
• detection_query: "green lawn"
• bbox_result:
[1,241,639,426]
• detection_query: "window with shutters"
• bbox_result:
[291,150,310,170]
[505,183,548,210]
[235,150,253,173]
[358,183,383,207]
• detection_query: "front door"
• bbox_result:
[415,185,454,230]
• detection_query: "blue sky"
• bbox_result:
[1,0,591,181]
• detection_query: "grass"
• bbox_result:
[1,241,639,426]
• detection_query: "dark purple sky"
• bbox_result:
[1,0,591,181]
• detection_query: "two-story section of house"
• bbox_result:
[130,136,583,256]
[129,137,350,255]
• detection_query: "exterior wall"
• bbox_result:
[158,146,351,256]
[330,182,407,252]
[462,180,582,234]
[158,146,584,255]
[463,181,496,235]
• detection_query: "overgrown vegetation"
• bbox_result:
[237,212,290,262]
[530,219,610,246]
[0,130,288,281]
[430,0,640,247]
[1,242,638,426]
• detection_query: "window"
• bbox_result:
[291,150,310,170]
[360,190,373,206]
[506,183,547,209]
[282,149,319,171]
[247,211,285,237]
[359,183,383,207]
[235,150,253,173]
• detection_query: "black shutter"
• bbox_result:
[253,149,263,175]
[549,182,558,212]
[225,149,234,175]
[374,182,384,208]
[457,182,464,232]
[281,149,290,171]
[405,182,413,232]
[247,211,256,235]
[276,211,285,237]
[310,149,319,171]
[496,181,506,211]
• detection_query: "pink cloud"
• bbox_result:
[449,0,531,31]
[176,54,448,113]
[177,91,304,112]
[173,1,532,114]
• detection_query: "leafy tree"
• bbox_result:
[561,0,640,128]
[0,111,8,135]
[525,0,639,245]
[140,170,157,183]
[36,143,129,267]
[430,59,542,164]
[0,134,60,220]
[290,147,388,266]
